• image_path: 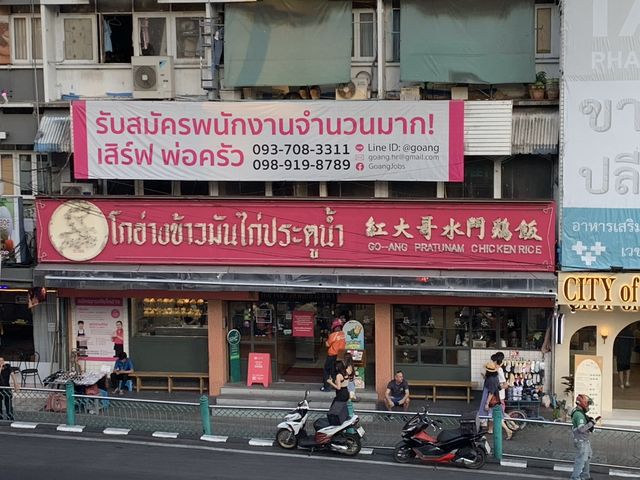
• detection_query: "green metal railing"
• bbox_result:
[3,386,639,470]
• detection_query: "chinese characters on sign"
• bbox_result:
[37,199,555,271]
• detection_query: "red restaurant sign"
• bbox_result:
[36,199,555,271]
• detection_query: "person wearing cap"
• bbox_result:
[478,361,512,438]
[321,318,346,391]
[570,394,600,480]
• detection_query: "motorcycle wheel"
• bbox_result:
[276,428,298,449]
[342,434,361,456]
[393,441,416,464]
[461,446,486,470]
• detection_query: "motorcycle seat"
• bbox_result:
[314,418,331,431]
[437,428,462,443]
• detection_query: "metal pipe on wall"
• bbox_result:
[377,0,385,99]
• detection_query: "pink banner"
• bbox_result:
[36,199,555,271]
[71,100,464,182]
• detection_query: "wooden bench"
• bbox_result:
[408,380,476,404]
[128,372,209,394]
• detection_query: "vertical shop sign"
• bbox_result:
[227,329,241,383]
[574,355,603,419]
[344,320,365,389]
[292,310,315,337]
[247,352,271,387]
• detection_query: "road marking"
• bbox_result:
[0,429,580,480]
[152,431,179,439]
[360,448,373,455]
[554,464,573,473]
[501,459,527,469]
[200,435,228,443]
[249,438,274,447]
[103,428,130,436]
[10,422,38,429]
[610,469,640,478]
[57,425,85,433]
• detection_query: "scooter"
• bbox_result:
[393,408,490,469]
[275,391,365,456]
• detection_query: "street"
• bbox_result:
[0,429,609,480]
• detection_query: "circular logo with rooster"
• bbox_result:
[49,200,109,262]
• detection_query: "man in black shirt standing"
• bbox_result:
[0,356,19,420]
[385,370,411,411]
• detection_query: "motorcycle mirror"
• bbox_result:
[304,390,309,399]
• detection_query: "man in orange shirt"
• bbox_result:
[321,318,346,391]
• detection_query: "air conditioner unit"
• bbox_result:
[132,56,175,100]
[60,182,94,196]
[401,86,422,101]
[336,71,371,101]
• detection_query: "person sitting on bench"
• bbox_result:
[385,370,410,411]
[110,351,134,395]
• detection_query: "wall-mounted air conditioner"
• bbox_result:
[336,71,371,100]
[132,56,175,100]
[60,182,94,196]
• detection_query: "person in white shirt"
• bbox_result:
[491,352,519,438]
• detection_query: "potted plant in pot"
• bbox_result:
[529,71,546,100]
[546,77,559,100]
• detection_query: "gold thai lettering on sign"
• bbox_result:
[108,206,344,259]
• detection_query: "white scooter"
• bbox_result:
[275,391,365,456]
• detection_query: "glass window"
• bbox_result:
[222,182,265,196]
[391,0,400,62]
[133,297,208,337]
[175,16,202,59]
[98,0,132,13]
[536,7,552,55]
[138,17,167,56]
[0,155,15,196]
[327,181,374,198]
[352,9,375,61]
[143,180,172,195]
[389,181,437,198]
[445,157,494,199]
[19,154,33,195]
[101,15,134,63]
[134,0,170,12]
[60,1,96,14]
[12,17,27,61]
[502,155,554,200]
[31,17,42,60]
[106,179,135,195]
[180,181,209,196]
[64,18,95,61]
[272,181,294,197]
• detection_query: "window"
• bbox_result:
[327,181,374,197]
[64,17,96,61]
[132,297,208,337]
[389,182,437,198]
[101,15,134,63]
[19,154,36,196]
[445,157,494,199]
[0,155,16,196]
[11,16,42,63]
[390,0,400,62]
[180,181,209,196]
[106,179,135,195]
[175,16,202,60]
[143,180,172,195]
[502,155,554,200]
[535,4,559,59]
[136,16,168,56]
[222,182,266,196]
[352,9,375,61]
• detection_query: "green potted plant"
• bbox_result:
[546,77,559,100]
[529,71,546,100]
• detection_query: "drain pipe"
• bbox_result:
[377,0,385,99]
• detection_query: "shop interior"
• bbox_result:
[613,321,640,410]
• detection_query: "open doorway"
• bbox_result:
[613,321,640,410]
[101,15,133,63]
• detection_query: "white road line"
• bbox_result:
[249,438,274,447]
[57,425,85,433]
[152,431,179,439]
[553,464,573,473]
[0,430,584,480]
[10,422,38,429]
[103,428,130,436]
[360,448,374,455]
[200,435,228,443]
[610,469,640,478]
[500,459,527,469]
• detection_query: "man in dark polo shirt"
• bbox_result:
[385,370,410,411]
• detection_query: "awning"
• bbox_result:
[35,264,556,299]
[512,108,559,155]
[34,113,71,153]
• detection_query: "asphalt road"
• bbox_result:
[0,429,609,480]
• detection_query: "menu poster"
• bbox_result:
[343,320,365,350]
[574,355,603,419]
[72,298,129,368]
[292,310,315,337]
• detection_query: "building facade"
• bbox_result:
[1,0,561,400]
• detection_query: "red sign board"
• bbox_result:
[292,311,315,337]
[36,198,555,271]
[247,352,271,388]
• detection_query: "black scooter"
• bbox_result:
[393,408,490,469]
